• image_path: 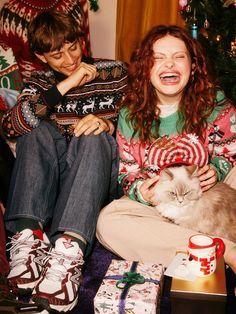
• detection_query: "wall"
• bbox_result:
[0,0,8,10]
[88,0,117,59]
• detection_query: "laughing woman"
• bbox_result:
[96,25,236,273]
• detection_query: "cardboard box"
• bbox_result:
[170,256,227,314]
[94,259,164,314]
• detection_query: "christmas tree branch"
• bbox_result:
[89,0,99,12]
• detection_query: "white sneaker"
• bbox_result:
[32,236,84,312]
[7,229,51,292]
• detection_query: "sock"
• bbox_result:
[62,233,86,255]
[15,218,44,240]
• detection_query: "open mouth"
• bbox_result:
[160,73,180,83]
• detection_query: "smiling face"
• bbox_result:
[150,35,192,105]
[35,40,82,76]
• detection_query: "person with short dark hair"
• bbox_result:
[1,10,127,313]
[0,0,90,80]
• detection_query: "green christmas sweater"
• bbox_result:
[117,93,236,204]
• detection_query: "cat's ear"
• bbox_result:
[186,164,198,177]
[160,168,174,181]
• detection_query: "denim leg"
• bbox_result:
[5,121,67,233]
[5,121,118,248]
[49,132,118,246]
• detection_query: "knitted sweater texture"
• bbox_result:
[117,95,236,204]
[1,58,128,142]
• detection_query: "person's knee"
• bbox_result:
[97,208,108,232]
[72,133,115,157]
[78,132,111,145]
[97,203,115,235]
[224,246,236,270]
[16,122,63,161]
[18,121,52,144]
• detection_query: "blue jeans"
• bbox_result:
[5,121,118,248]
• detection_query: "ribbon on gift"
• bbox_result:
[104,261,160,314]
[115,271,145,289]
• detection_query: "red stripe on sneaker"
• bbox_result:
[33,229,44,240]
[60,236,74,249]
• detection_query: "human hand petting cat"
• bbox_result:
[198,164,218,192]
[139,176,160,205]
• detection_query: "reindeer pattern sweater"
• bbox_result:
[1,57,128,142]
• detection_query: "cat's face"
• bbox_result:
[154,165,202,207]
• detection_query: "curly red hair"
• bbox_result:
[120,25,217,143]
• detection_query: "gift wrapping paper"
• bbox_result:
[94,259,164,314]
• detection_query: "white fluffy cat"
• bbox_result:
[154,164,236,242]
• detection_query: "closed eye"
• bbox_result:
[174,52,188,59]
[175,55,185,59]
[51,52,62,60]
[69,41,78,51]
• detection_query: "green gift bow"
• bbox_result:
[116,271,145,289]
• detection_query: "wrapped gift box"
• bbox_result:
[94,259,164,314]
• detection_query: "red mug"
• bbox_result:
[187,234,225,277]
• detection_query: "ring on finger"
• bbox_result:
[96,121,101,127]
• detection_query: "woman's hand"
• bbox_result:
[73,114,115,137]
[139,176,160,205]
[198,164,218,192]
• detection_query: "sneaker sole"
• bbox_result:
[32,295,78,313]
[10,278,40,295]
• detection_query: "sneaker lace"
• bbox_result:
[44,250,84,282]
[7,235,47,268]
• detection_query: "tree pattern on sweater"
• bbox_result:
[117,99,236,204]
[1,59,128,142]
